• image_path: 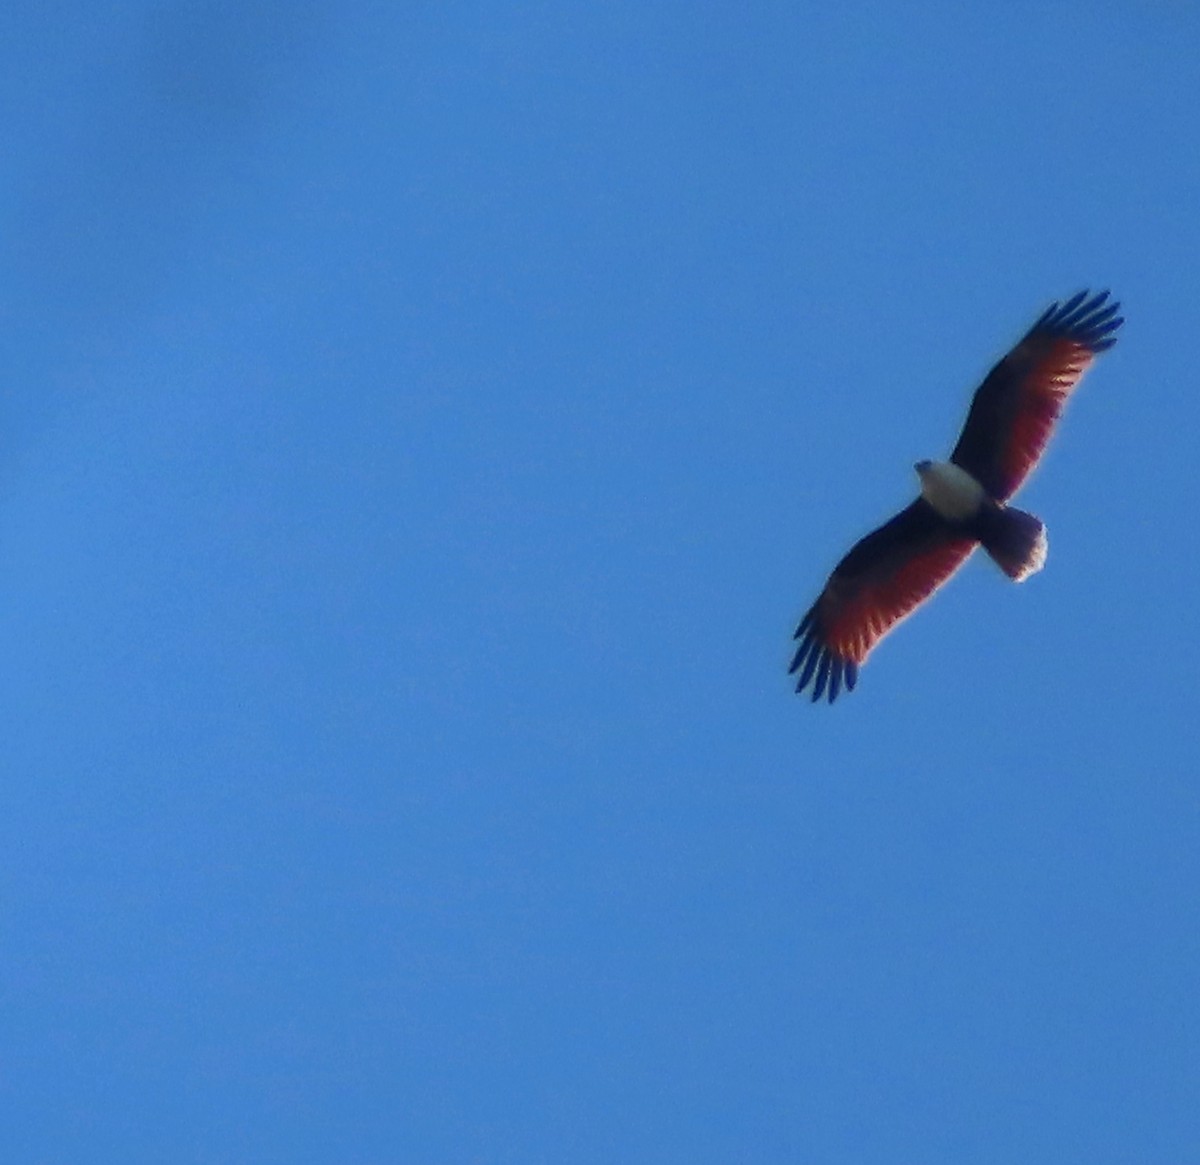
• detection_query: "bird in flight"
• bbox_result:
[790,289,1123,703]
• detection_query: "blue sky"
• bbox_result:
[2,3,1198,1162]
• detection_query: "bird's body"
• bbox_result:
[790,290,1122,703]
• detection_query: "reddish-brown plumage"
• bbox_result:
[989,337,1091,496]
[790,500,974,701]
[951,292,1120,500]
[822,535,975,664]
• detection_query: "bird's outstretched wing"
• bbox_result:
[950,290,1123,501]
[790,501,975,702]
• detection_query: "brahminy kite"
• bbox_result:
[790,289,1122,703]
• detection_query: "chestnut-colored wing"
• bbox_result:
[790,500,975,702]
[950,290,1122,501]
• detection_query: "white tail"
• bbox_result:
[979,506,1047,581]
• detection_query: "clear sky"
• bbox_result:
[3,4,1198,1162]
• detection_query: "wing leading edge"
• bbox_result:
[950,290,1122,501]
[790,501,975,703]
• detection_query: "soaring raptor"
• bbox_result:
[790,290,1122,703]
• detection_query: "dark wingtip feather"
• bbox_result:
[827,658,843,703]
[811,653,832,703]
[791,644,857,704]
[1085,301,1120,327]
[1033,302,1058,328]
[1039,288,1123,353]
[1090,316,1124,351]
[794,643,822,693]
[788,634,816,676]
[789,608,857,703]
[1062,289,1109,322]
[1057,289,1089,318]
